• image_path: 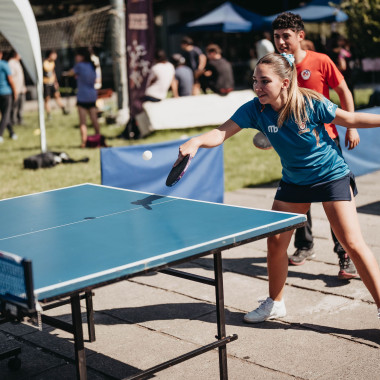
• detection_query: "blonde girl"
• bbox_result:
[176,52,380,323]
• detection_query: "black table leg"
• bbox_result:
[85,292,96,342]
[214,252,228,380]
[71,294,87,379]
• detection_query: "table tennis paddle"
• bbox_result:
[166,155,192,187]
[253,132,273,150]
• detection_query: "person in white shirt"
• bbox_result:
[255,31,275,60]
[144,50,175,102]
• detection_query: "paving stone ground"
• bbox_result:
[1,165,380,380]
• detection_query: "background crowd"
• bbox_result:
[0,22,370,148]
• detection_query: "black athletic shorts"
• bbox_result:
[275,171,358,203]
[43,84,56,98]
[77,101,96,109]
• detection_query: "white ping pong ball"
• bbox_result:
[142,150,152,160]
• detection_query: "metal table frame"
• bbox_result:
[1,221,305,379]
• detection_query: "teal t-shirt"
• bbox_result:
[231,96,350,185]
[0,60,12,95]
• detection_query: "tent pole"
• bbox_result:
[36,82,47,153]
[110,0,130,125]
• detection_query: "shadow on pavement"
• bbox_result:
[357,201,380,216]
[174,256,359,289]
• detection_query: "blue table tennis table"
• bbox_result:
[0,184,306,379]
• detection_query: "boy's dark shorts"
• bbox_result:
[275,171,358,203]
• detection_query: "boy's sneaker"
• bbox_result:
[288,247,315,266]
[10,133,18,140]
[244,297,286,323]
[338,253,358,280]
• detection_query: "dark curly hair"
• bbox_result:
[272,12,304,32]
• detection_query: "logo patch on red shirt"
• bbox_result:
[301,69,311,80]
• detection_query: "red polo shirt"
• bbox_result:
[296,50,344,139]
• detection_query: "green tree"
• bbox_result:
[339,0,380,58]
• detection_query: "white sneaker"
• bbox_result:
[244,297,286,323]
[0,136,3,143]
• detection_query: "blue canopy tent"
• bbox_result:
[309,0,342,5]
[174,1,265,33]
[264,1,348,24]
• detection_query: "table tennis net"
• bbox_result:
[0,252,27,302]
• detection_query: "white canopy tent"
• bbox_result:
[0,0,46,152]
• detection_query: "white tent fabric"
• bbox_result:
[0,0,46,152]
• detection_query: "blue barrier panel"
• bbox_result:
[101,138,224,203]
[337,106,380,177]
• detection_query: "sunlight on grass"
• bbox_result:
[0,107,281,199]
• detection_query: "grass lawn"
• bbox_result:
[0,87,372,200]
[330,87,373,109]
[0,103,282,200]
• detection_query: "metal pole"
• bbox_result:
[71,294,87,379]
[110,0,130,124]
[214,252,228,379]
[36,81,47,153]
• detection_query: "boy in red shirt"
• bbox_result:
[272,12,360,279]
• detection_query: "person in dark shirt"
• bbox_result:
[180,36,206,95]
[200,44,234,95]
[170,54,193,97]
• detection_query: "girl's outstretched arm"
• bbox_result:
[174,119,241,165]
[333,108,380,129]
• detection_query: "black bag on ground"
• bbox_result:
[24,152,89,169]
[118,118,141,140]
[23,152,56,169]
